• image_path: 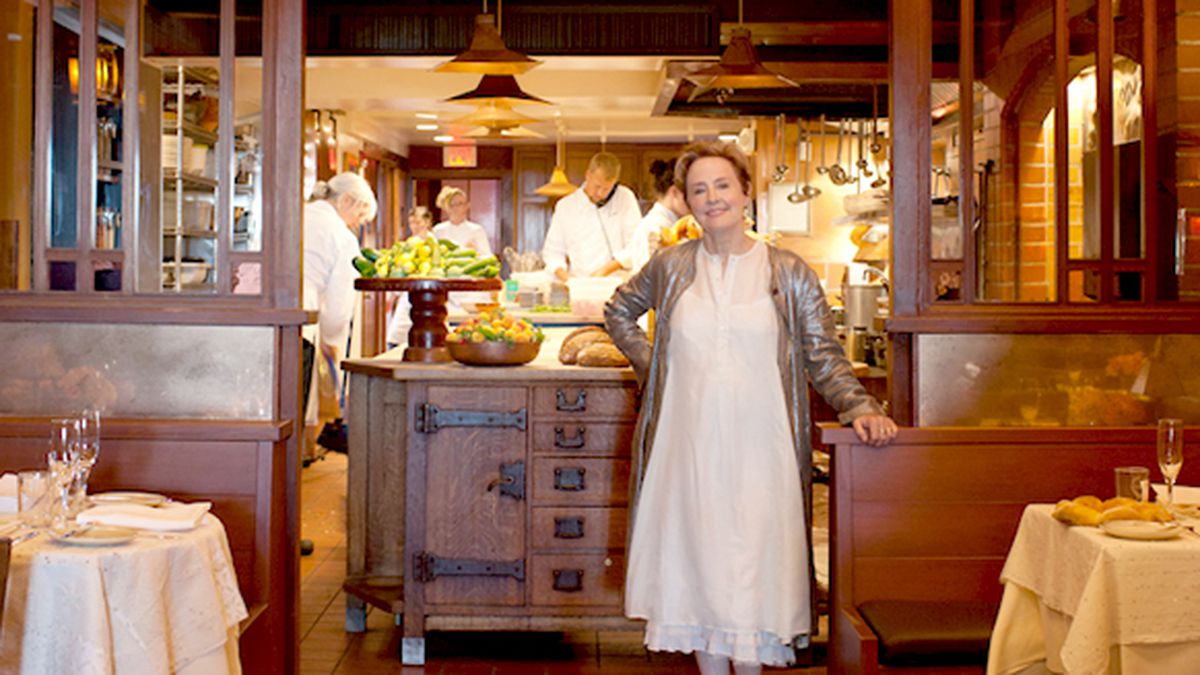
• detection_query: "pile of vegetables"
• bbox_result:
[353,235,500,279]
[446,309,545,345]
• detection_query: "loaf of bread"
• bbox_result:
[559,328,610,364]
[576,342,630,368]
[1052,494,1174,526]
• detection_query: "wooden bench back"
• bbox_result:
[820,424,1199,673]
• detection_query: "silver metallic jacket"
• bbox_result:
[604,238,884,632]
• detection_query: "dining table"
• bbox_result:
[986,503,1200,675]
[0,509,247,675]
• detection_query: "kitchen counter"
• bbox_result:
[342,326,636,382]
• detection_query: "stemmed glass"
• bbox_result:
[47,417,80,533]
[74,409,102,507]
[1157,418,1185,509]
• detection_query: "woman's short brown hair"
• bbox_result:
[674,140,752,195]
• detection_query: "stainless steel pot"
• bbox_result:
[843,284,882,330]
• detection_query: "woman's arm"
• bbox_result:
[603,259,657,385]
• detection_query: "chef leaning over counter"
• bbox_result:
[541,151,642,281]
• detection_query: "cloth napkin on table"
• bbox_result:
[77,501,211,532]
[1151,483,1200,504]
[0,473,18,514]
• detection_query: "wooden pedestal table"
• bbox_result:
[355,277,502,363]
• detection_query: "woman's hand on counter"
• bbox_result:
[852,414,898,447]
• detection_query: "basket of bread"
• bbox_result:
[1053,495,1184,540]
[446,309,545,366]
[558,326,630,368]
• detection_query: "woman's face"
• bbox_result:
[445,194,469,224]
[684,157,747,235]
[409,213,431,236]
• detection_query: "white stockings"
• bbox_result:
[694,651,763,675]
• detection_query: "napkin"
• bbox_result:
[0,473,18,515]
[1151,483,1200,504]
[77,501,211,532]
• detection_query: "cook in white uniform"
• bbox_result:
[542,151,642,280]
[302,172,377,442]
[432,185,493,256]
[628,157,689,274]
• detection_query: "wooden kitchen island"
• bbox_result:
[341,331,639,665]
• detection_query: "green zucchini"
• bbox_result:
[461,256,498,275]
[353,257,376,277]
[361,247,381,262]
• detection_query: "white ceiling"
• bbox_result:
[296,55,746,153]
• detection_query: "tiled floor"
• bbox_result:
[298,451,828,674]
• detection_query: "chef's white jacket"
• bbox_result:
[627,201,681,274]
[542,185,642,276]
[432,219,493,257]
[302,200,360,351]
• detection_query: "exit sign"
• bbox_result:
[443,145,477,168]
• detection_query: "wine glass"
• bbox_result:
[75,409,102,505]
[1157,418,1185,508]
[47,417,80,532]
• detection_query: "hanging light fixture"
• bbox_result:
[463,125,544,139]
[536,116,577,197]
[686,0,797,101]
[435,0,540,75]
[445,74,553,107]
[453,100,542,130]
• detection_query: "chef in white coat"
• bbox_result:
[542,152,642,281]
[303,172,376,449]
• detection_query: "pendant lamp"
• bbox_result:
[445,74,552,107]
[434,1,540,75]
[536,118,577,197]
[463,125,544,139]
[685,0,797,100]
[453,100,541,130]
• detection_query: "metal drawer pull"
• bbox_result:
[553,516,585,539]
[555,389,587,412]
[554,426,586,449]
[553,467,586,491]
[552,568,584,592]
[485,461,525,500]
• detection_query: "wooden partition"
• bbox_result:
[821,423,1200,674]
[0,416,291,673]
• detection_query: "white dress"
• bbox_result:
[624,240,810,667]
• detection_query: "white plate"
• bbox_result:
[90,491,168,507]
[51,525,137,546]
[1100,520,1184,541]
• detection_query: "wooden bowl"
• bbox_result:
[447,340,541,366]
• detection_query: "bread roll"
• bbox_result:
[1100,505,1142,523]
[1101,496,1138,511]
[576,342,630,368]
[558,328,610,364]
[1134,502,1175,523]
[1053,501,1103,526]
[1072,495,1103,511]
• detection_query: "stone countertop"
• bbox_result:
[342,326,637,383]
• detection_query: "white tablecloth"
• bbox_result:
[0,514,248,675]
[987,504,1200,675]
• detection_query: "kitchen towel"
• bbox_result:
[77,501,211,531]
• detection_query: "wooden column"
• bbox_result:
[889,0,931,315]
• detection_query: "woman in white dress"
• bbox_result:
[432,186,492,256]
[605,141,897,674]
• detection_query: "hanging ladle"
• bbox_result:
[773,113,788,183]
[857,118,873,177]
[788,122,821,204]
[828,118,850,185]
[870,85,883,154]
[816,114,828,176]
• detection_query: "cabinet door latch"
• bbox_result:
[485,460,525,500]
[416,404,527,433]
[414,552,526,583]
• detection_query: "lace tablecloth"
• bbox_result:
[0,514,248,675]
[987,504,1200,675]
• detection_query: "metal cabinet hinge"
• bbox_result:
[414,552,525,583]
[416,404,527,433]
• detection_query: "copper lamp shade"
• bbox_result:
[445,74,553,107]
[686,27,798,92]
[434,14,541,75]
[535,166,577,197]
[463,125,545,139]
[453,101,541,129]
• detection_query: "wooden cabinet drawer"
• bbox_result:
[531,507,627,551]
[532,385,637,419]
[531,422,634,457]
[530,553,624,607]
[531,457,630,506]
